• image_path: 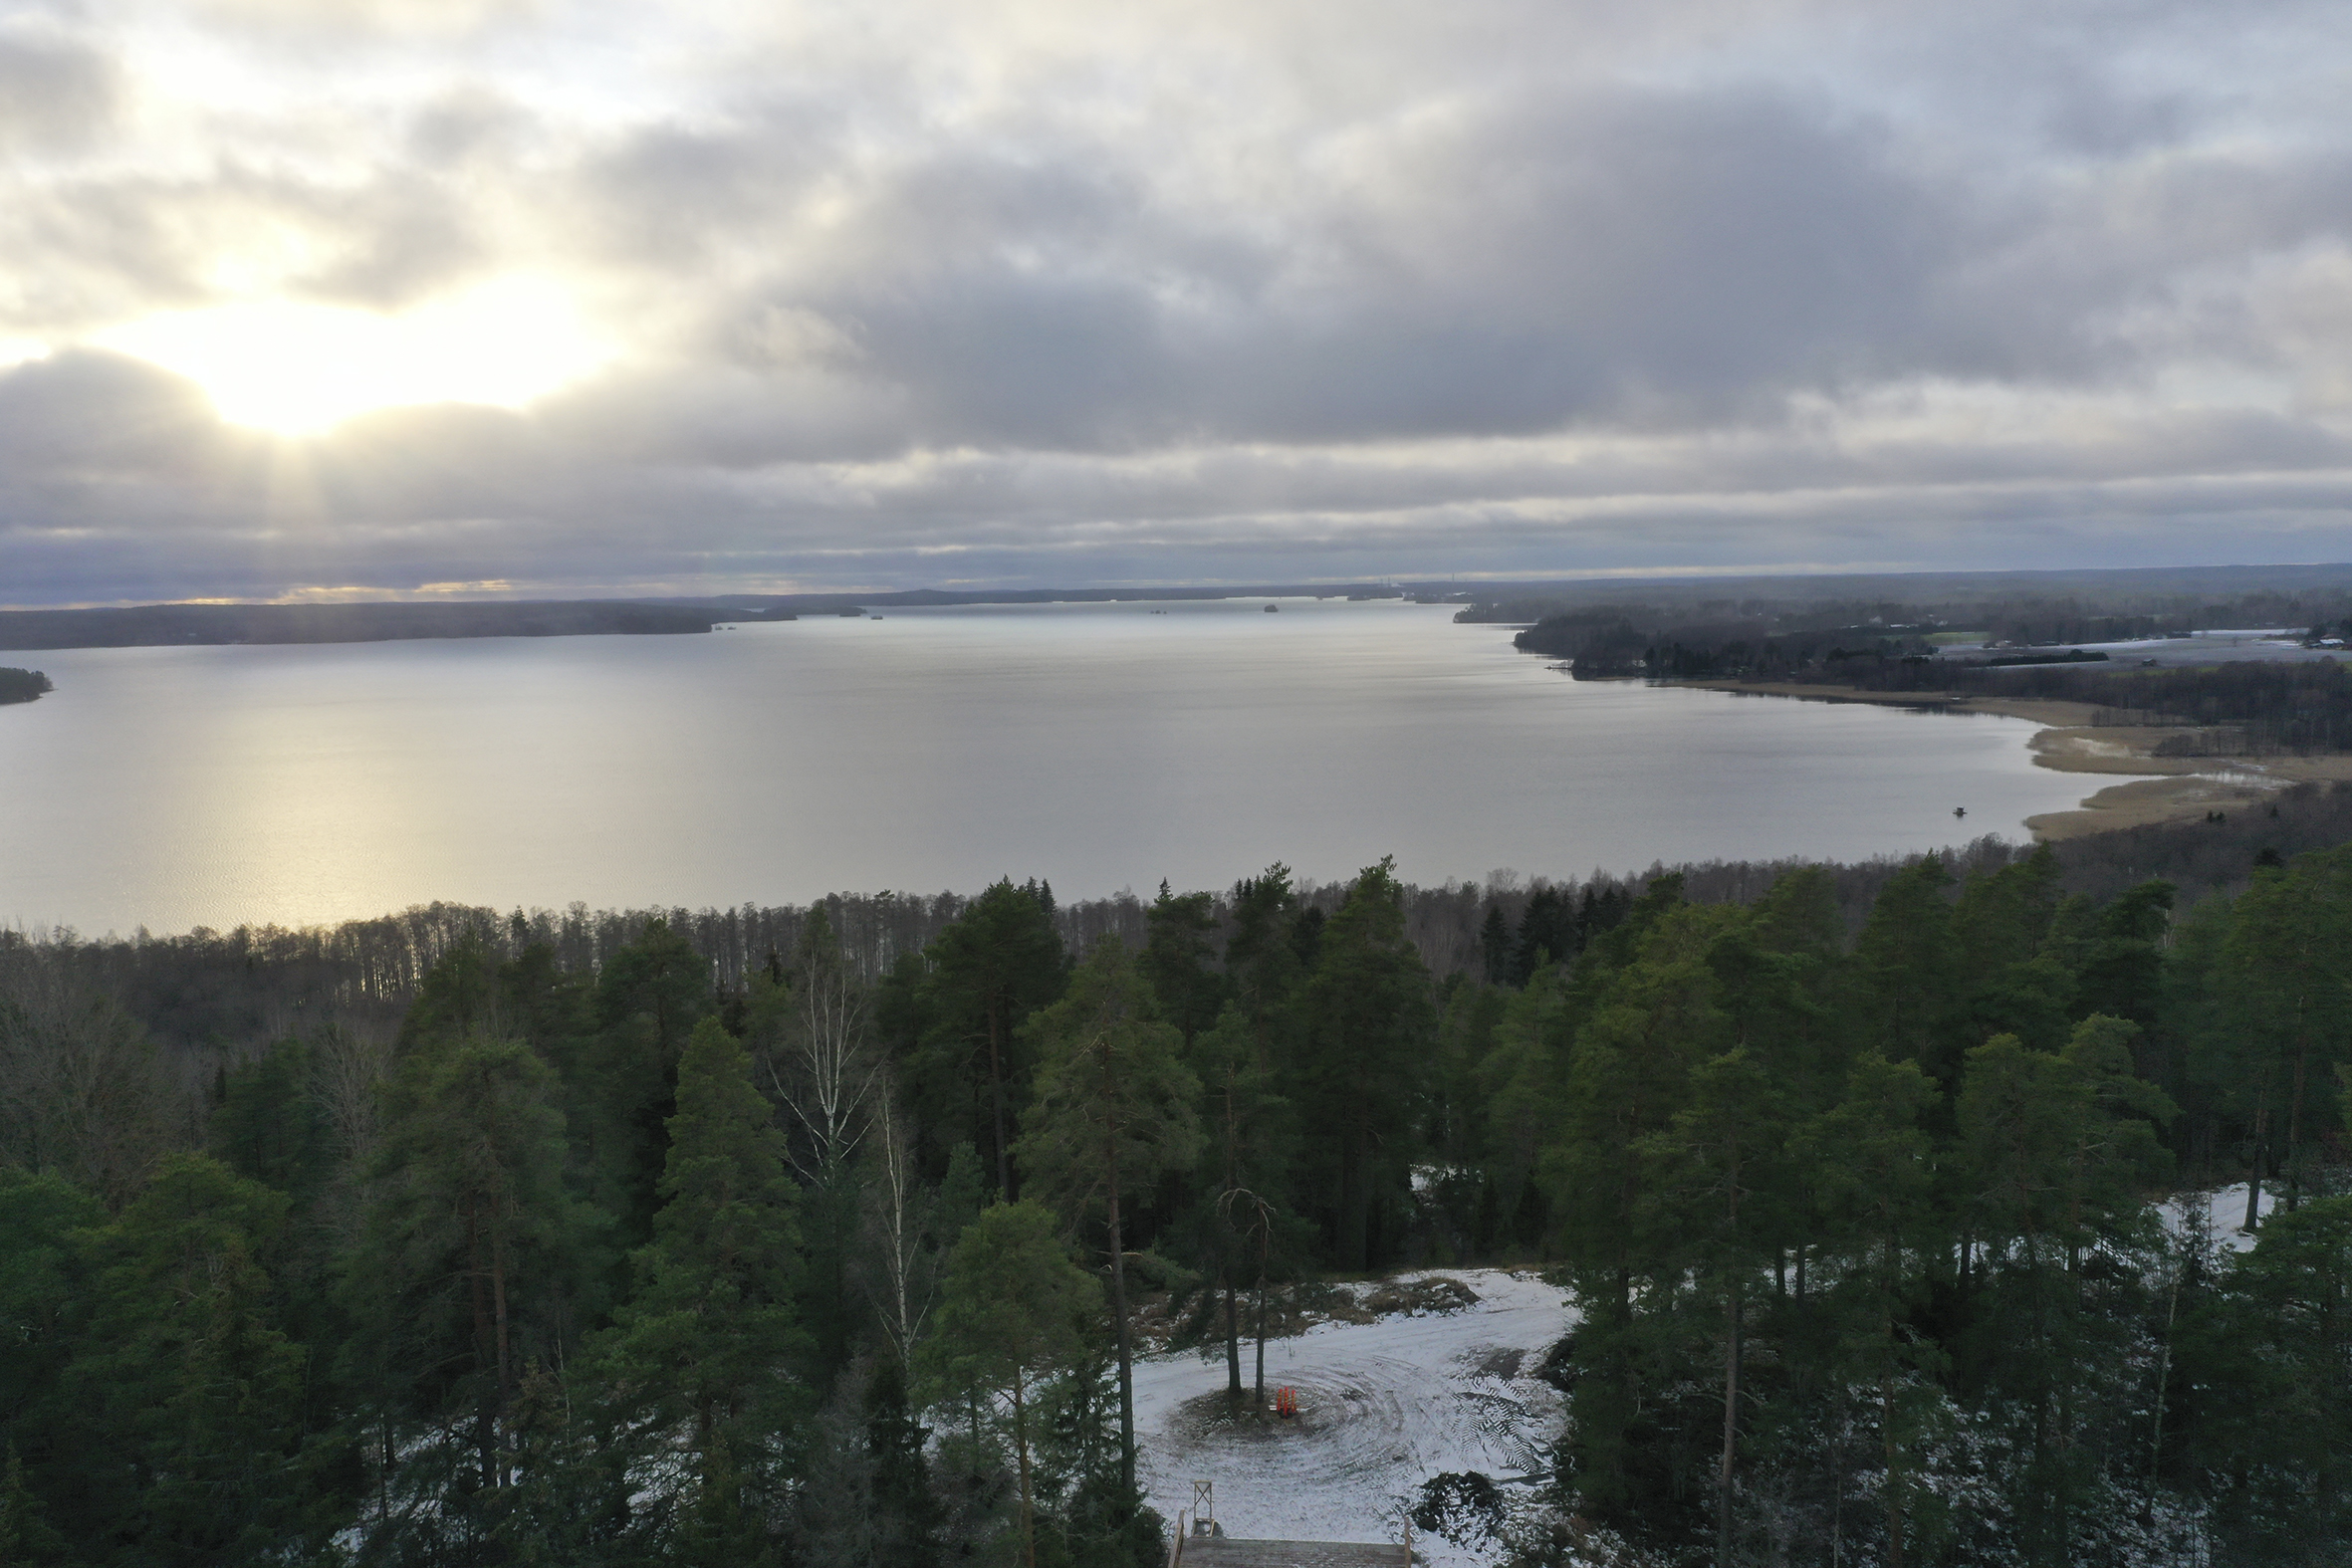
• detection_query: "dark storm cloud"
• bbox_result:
[569,76,2352,457]
[663,84,1969,451]
[6,0,2352,600]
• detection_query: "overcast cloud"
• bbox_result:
[5,0,2352,602]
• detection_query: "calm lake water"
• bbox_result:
[0,600,2113,936]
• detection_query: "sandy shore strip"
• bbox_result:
[1688,680,2352,840]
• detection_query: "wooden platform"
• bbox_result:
[1178,1537,1410,1568]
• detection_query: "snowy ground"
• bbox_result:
[2162,1182,2280,1252]
[1131,1269,1572,1566]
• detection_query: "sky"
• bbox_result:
[5,0,2352,604]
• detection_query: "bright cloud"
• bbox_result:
[95,281,605,433]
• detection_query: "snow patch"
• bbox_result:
[2161,1183,2279,1253]
[1133,1269,1573,1568]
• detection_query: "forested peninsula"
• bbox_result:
[0,666,51,703]
[1489,581,2352,839]
[5,796,2351,1566]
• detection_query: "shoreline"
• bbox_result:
[1687,679,2352,841]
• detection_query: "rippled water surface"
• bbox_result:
[0,600,2107,934]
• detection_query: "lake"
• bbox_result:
[0,599,2115,936]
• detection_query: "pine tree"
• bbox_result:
[916,881,1067,1200]
[1542,899,1729,1518]
[1016,938,1200,1491]
[348,1031,587,1516]
[2219,847,2352,1220]
[2208,1196,2352,1554]
[1850,855,1962,1089]
[1795,1051,1942,1568]
[70,1154,326,1563]
[1639,1045,1793,1567]
[1141,883,1226,1048]
[0,1444,71,1567]
[1294,858,1436,1271]
[600,1014,807,1551]
[590,916,718,1250]
[917,1202,1098,1568]
[1956,1017,2175,1563]
[1188,1000,1294,1408]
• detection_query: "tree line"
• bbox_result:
[1512,601,2352,757]
[29,786,2352,1070]
[0,667,51,705]
[1477,583,2352,653]
[1,839,2348,1565]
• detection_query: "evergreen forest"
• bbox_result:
[0,668,52,705]
[3,826,2350,1566]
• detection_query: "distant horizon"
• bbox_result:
[19,557,2352,615]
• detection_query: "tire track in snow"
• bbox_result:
[1130,1269,1572,1565]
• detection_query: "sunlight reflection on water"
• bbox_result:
[0,600,2111,934]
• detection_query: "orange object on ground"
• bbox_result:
[1275,1385,1297,1418]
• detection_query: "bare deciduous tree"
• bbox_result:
[0,942,180,1204]
[764,908,882,1181]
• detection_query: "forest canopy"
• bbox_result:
[1,828,2349,1565]
[0,666,52,704]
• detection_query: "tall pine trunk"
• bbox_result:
[2287,1038,2309,1211]
[988,1006,1012,1200]
[1223,1272,1243,1405]
[1341,1112,1371,1271]
[2244,1102,2269,1232]
[1251,1269,1270,1420]
[1012,1372,1037,1568]
[467,1195,498,1492]
[1882,1235,1905,1568]
[1222,1084,1244,1406]
[1716,1286,1741,1568]
[1107,1150,1135,1490]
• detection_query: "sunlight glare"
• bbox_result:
[94,281,604,435]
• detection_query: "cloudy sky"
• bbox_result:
[5,0,2352,604]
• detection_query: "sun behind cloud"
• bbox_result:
[93,280,604,436]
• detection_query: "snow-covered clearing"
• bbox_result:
[1131,1269,1572,1567]
[2162,1182,2279,1253]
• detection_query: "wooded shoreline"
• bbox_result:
[0,600,725,649]
[1691,677,2352,839]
